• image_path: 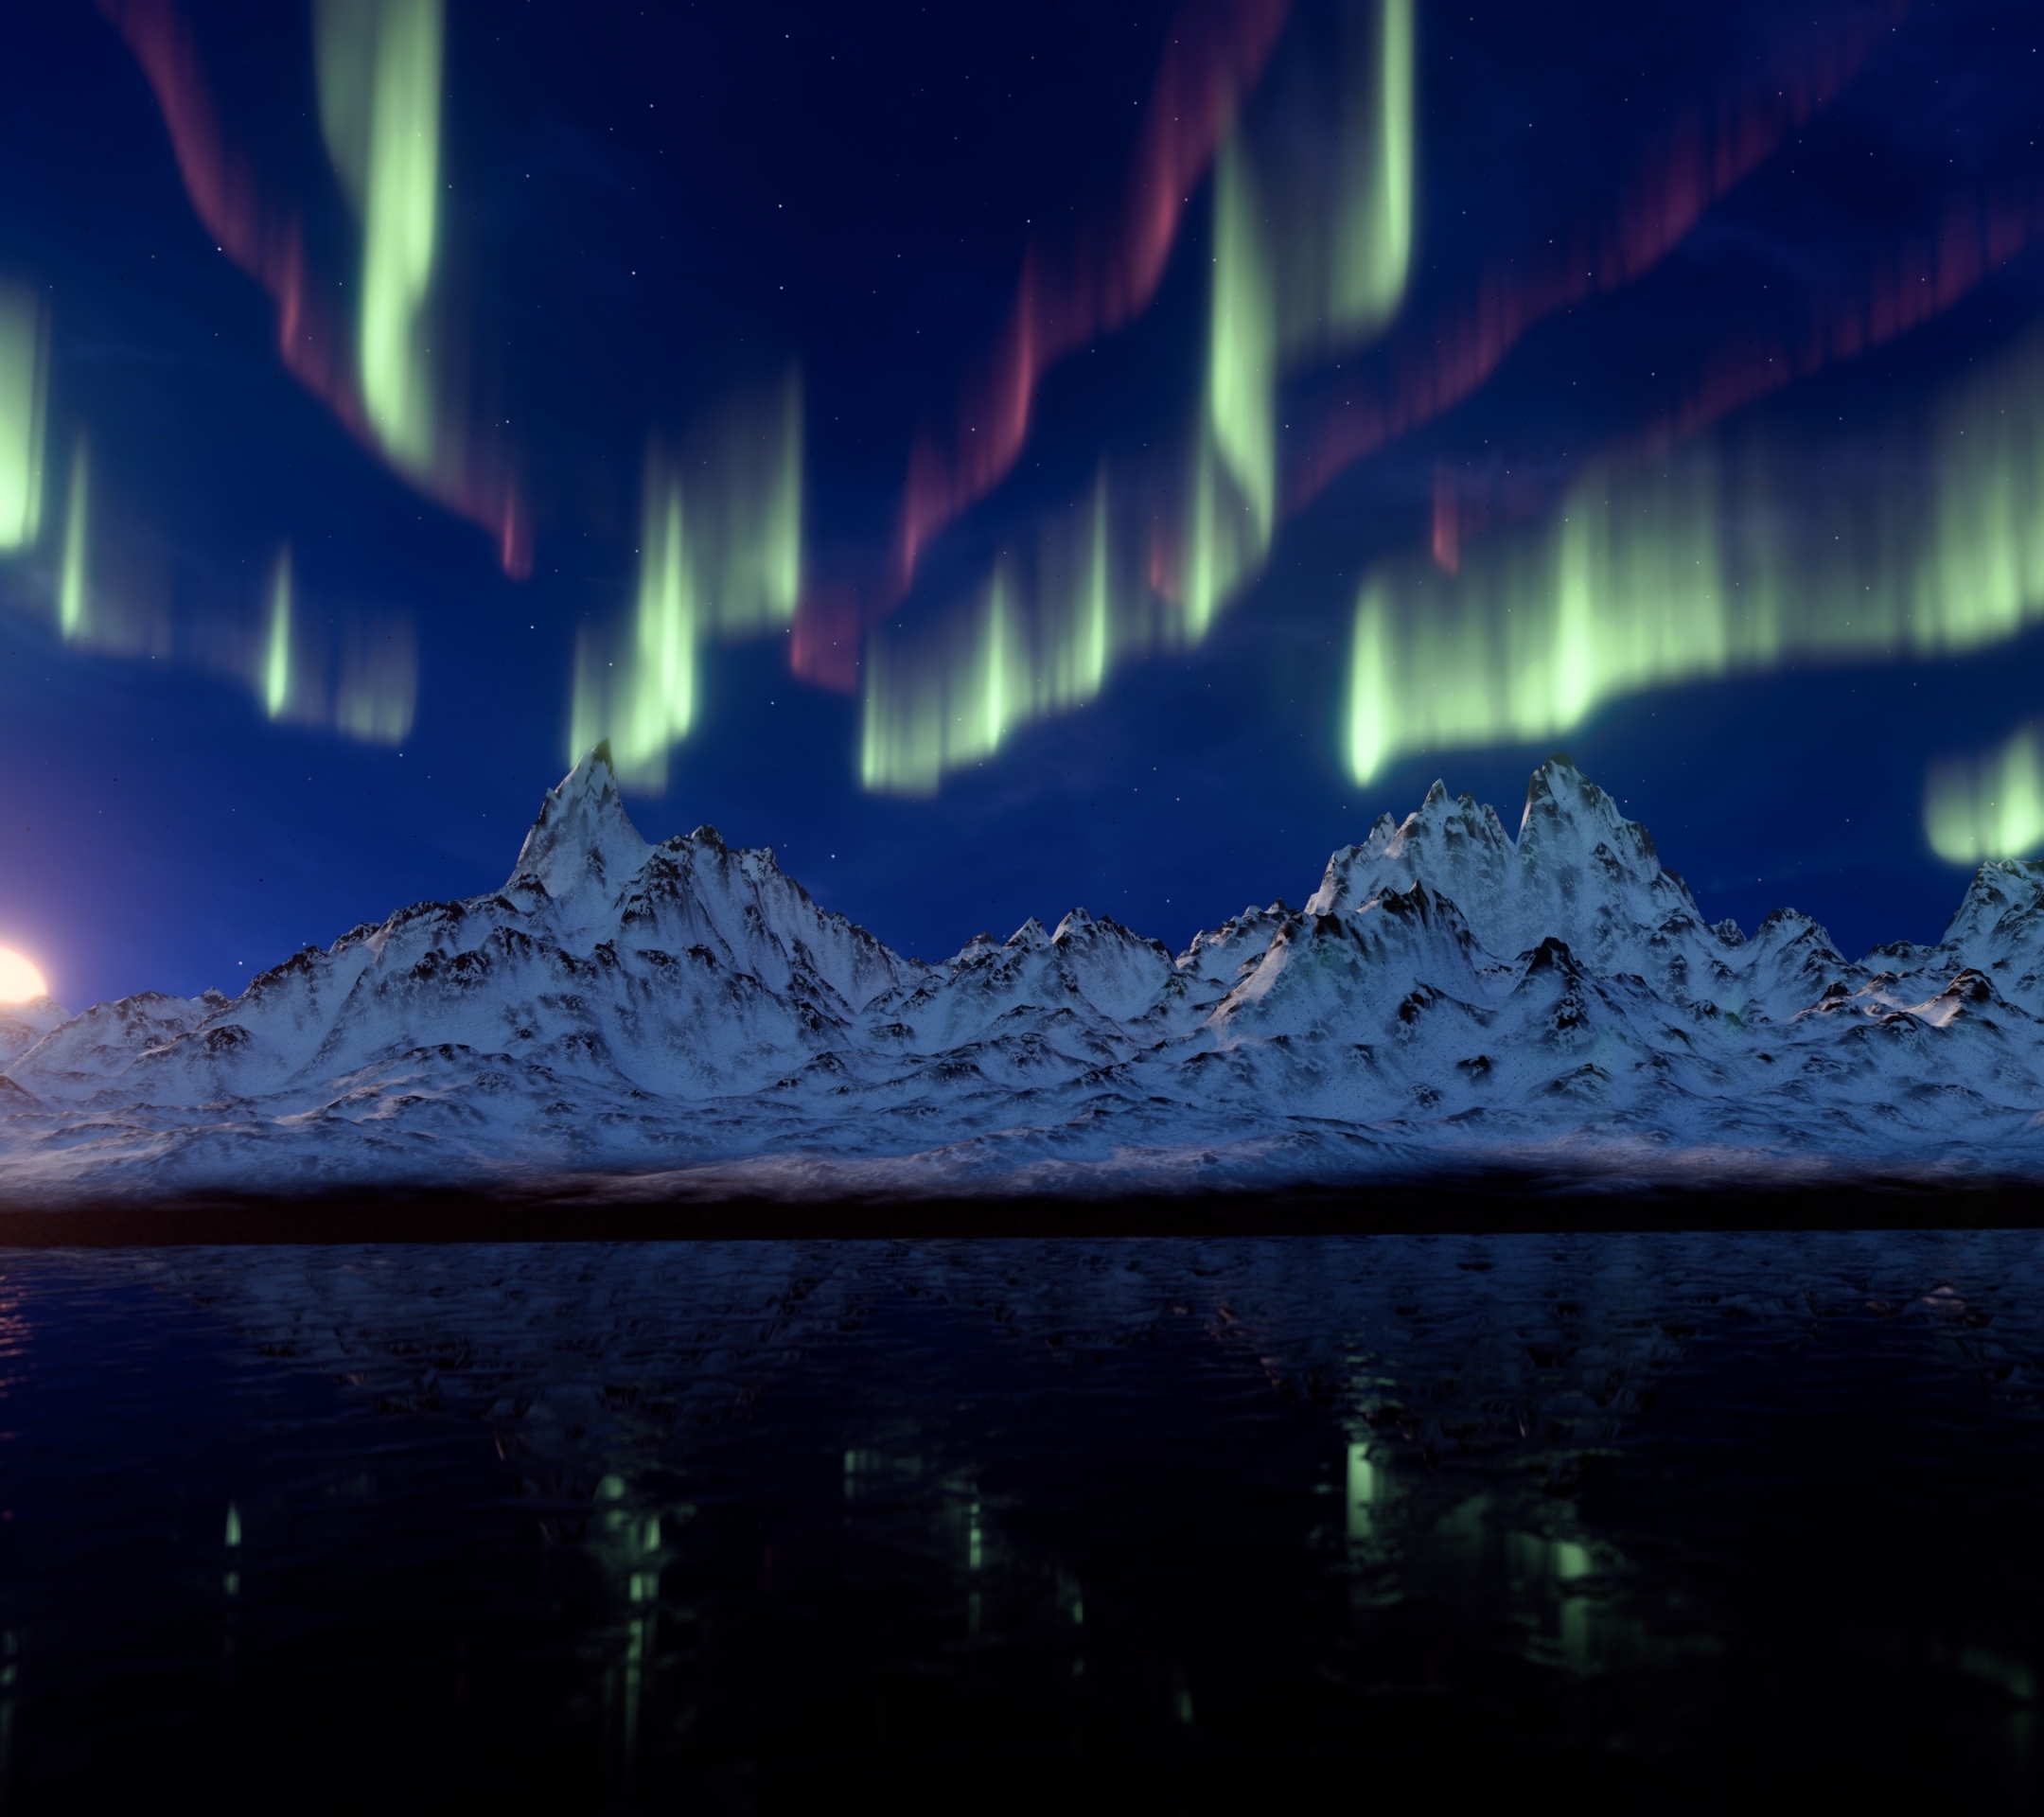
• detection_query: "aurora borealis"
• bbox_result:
[3,0,2043,1013]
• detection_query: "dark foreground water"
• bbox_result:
[0,1231,2039,1812]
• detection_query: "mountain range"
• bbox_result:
[5,746,2042,1203]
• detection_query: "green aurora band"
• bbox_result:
[317,0,444,476]
[58,436,86,639]
[35,481,413,748]
[0,282,47,553]
[1188,0,1413,635]
[261,546,293,720]
[863,0,1415,796]
[860,470,1133,795]
[1926,723,2044,865]
[249,539,415,744]
[1345,320,2044,816]
[571,374,804,791]
[330,615,417,744]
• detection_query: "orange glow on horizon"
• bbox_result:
[0,947,48,1004]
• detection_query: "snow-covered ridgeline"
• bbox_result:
[4,747,2043,1201]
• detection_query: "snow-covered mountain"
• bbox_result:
[6,746,2044,1203]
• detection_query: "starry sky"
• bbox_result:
[4,0,2044,1011]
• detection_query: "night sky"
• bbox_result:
[4,0,2044,1013]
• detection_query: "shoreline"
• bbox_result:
[3,1174,2042,1244]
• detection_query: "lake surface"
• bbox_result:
[0,1231,2039,1810]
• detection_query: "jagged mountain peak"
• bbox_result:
[1940,856,2044,952]
[1308,754,1711,977]
[507,744,651,910]
[1173,903,1298,989]
[1518,752,1639,844]
[1208,880,1491,1039]
[10,750,2044,1199]
[1053,907,1169,954]
[1307,779,1509,918]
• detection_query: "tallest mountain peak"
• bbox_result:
[507,745,652,909]
[1307,751,1702,970]
[1519,752,1634,844]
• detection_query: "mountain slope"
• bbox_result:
[5,750,2042,1203]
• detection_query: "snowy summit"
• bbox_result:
[5,747,2044,1203]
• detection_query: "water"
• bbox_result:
[0,1232,2038,1810]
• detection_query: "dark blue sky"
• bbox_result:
[3,0,2043,1009]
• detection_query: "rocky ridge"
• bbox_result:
[4,747,2043,1201]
